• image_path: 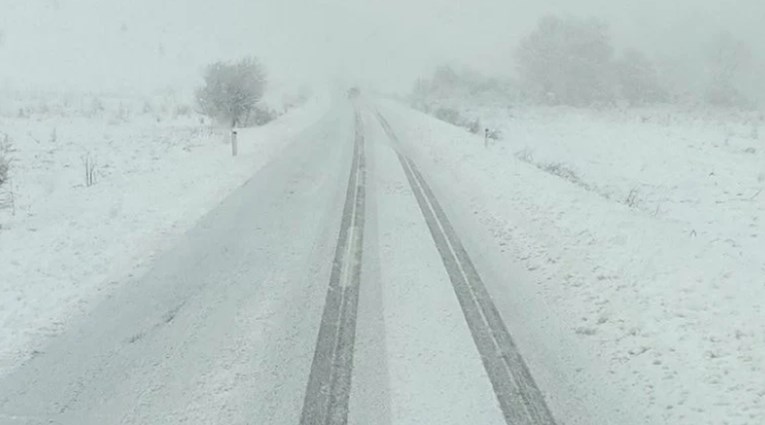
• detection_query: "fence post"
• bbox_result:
[231,130,238,156]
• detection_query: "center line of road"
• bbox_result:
[300,109,366,425]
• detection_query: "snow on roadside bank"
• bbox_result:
[380,102,764,425]
[0,95,329,376]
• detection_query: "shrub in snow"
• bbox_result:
[514,147,534,163]
[112,103,131,123]
[174,104,192,118]
[420,65,471,102]
[410,77,431,110]
[246,107,278,126]
[706,82,751,108]
[541,162,581,185]
[516,15,615,106]
[434,107,464,126]
[625,188,641,208]
[196,57,266,128]
[430,107,501,139]
[90,98,105,116]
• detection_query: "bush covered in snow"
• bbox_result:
[245,106,280,127]
[196,57,267,128]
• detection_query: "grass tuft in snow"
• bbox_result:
[514,147,534,163]
[624,188,641,208]
[0,134,13,189]
[0,152,8,188]
[540,162,582,185]
[82,154,98,187]
[0,135,16,222]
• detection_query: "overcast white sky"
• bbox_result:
[1,0,764,95]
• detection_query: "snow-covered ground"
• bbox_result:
[0,93,328,376]
[383,101,764,425]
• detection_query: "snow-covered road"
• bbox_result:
[0,101,559,424]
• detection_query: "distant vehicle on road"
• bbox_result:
[347,87,361,99]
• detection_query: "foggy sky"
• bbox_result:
[1,0,764,96]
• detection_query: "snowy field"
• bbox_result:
[385,101,764,425]
[0,92,328,375]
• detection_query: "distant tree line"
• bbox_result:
[414,14,759,109]
[410,65,516,112]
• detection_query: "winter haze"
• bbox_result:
[2,1,765,425]
[1,0,765,96]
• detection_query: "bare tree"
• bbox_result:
[706,31,752,107]
[516,15,615,106]
[196,57,267,128]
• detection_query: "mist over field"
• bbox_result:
[1,2,765,425]
[1,0,764,100]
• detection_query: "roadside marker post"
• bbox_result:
[232,130,238,156]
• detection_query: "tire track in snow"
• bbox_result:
[300,108,366,425]
[376,110,557,425]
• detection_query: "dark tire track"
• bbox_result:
[300,109,366,425]
[376,110,557,425]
